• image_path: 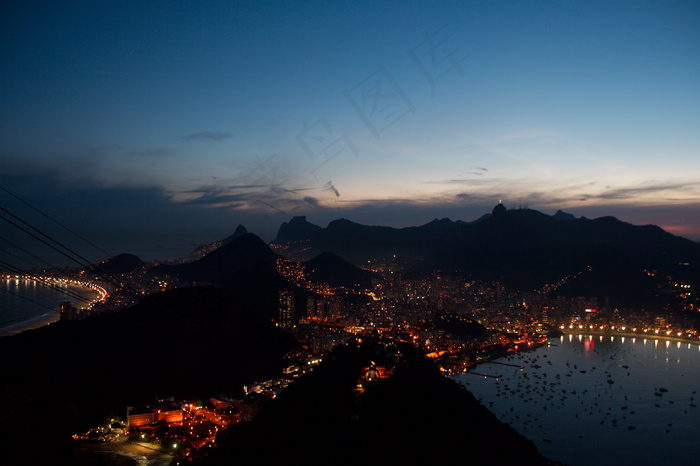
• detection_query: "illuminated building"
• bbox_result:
[279,291,294,330]
[329,296,343,321]
[210,394,241,411]
[316,299,328,320]
[307,297,316,319]
[60,301,75,320]
[127,399,183,427]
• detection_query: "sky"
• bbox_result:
[1,1,699,265]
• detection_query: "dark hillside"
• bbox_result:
[0,285,297,463]
[202,340,553,465]
[303,251,375,289]
[88,252,145,275]
[156,233,282,283]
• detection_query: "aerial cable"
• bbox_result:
[0,185,116,260]
[0,286,58,314]
[0,246,45,271]
[0,260,91,305]
[0,235,60,270]
[0,200,208,336]
[0,211,88,269]
[1,206,136,294]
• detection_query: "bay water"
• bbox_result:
[0,278,98,336]
[455,335,700,466]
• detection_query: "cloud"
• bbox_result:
[440,178,490,185]
[182,132,234,142]
[323,181,340,197]
[255,199,286,214]
[589,182,700,201]
[303,196,320,206]
[186,192,256,206]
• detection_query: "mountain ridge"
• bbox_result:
[271,205,700,308]
[159,232,283,283]
[303,251,375,289]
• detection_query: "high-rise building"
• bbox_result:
[60,301,73,320]
[307,297,316,319]
[316,299,329,321]
[279,291,294,330]
[329,296,343,321]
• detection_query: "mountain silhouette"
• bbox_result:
[223,224,248,243]
[0,285,298,463]
[303,251,375,289]
[191,224,249,258]
[272,206,700,308]
[202,339,552,465]
[273,215,322,244]
[163,233,282,283]
[87,253,144,276]
[553,209,577,222]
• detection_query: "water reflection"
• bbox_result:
[456,335,700,466]
[584,337,595,357]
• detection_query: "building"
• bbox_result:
[279,291,294,330]
[307,296,316,319]
[60,301,75,320]
[126,398,183,428]
[239,392,271,422]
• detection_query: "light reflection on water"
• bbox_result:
[454,336,700,466]
[0,280,99,335]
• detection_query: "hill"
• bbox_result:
[273,215,322,244]
[303,251,375,289]
[201,339,553,465]
[158,232,282,283]
[191,224,248,258]
[88,253,145,276]
[271,206,700,308]
[0,285,298,463]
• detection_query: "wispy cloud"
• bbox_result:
[323,181,340,197]
[432,178,491,185]
[303,196,320,206]
[255,199,286,214]
[583,181,700,202]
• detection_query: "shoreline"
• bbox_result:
[560,330,700,346]
[0,311,60,337]
[462,331,700,374]
[0,279,102,338]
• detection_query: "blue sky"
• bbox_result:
[1,1,699,263]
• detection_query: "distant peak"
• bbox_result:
[234,232,266,245]
[309,251,344,262]
[222,224,248,244]
[492,203,507,216]
[273,216,321,243]
[328,218,354,227]
[553,210,576,222]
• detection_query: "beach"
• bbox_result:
[0,279,101,337]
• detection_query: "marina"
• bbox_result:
[455,335,700,466]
